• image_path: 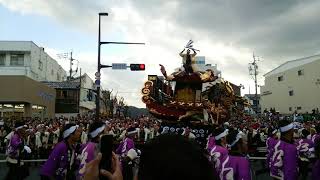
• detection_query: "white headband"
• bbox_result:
[63,125,78,138]
[15,125,25,131]
[272,129,278,135]
[127,129,138,135]
[280,123,293,133]
[90,125,105,138]
[215,129,229,140]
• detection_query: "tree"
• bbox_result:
[101,90,112,117]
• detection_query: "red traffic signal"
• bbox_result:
[130,64,145,71]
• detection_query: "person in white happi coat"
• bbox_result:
[35,124,43,159]
[52,127,60,147]
[81,128,88,144]
[42,127,50,149]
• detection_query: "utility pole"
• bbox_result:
[79,68,82,114]
[57,51,77,81]
[69,51,74,80]
[249,53,259,114]
[254,53,258,114]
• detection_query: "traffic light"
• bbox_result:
[130,64,145,71]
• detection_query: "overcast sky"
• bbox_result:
[1,0,320,107]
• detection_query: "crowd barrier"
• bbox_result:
[0,159,47,163]
[0,156,267,163]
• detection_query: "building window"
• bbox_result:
[0,54,5,66]
[289,107,292,111]
[297,107,302,110]
[57,73,61,81]
[289,90,294,96]
[51,69,54,76]
[278,76,284,81]
[298,70,304,76]
[62,90,68,98]
[10,54,24,66]
[38,60,43,70]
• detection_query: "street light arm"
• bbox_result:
[100,64,112,68]
[99,12,109,16]
[100,41,145,45]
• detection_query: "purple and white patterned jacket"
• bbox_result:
[116,137,135,156]
[269,140,298,180]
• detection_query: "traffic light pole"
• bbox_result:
[96,12,145,121]
[96,13,104,121]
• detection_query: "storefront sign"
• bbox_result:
[38,92,54,102]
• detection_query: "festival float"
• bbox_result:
[141,41,250,145]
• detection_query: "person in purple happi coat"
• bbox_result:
[78,121,106,178]
[206,134,216,152]
[266,128,279,169]
[209,127,230,179]
[40,123,81,180]
[5,121,32,180]
[269,120,298,180]
[296,129,314,180]
[224,128,251,180]
[312,137,320,180]
[116,127,137,157]
[312,125,320,143]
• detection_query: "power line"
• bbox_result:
[248,52,259,114]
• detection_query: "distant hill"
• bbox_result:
[127,106,150,118]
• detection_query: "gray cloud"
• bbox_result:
[132,0,320,60]
[4,0,319,60]
[2,0,319,106]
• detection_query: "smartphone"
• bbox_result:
[99,134,114,180]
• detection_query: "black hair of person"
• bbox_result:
[88,121,105,142]
[278,119,293,143]
[212,127,226,146]
[138,134,217,180]
[301,129,310,139]
[226,128,242,155]
[267,127,276,137]
[58,123,77,142]
[208,124,218,135]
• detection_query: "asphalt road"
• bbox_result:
[0,160,273,180]
[0,157,311,180]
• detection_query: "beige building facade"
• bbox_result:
[260,55,320,114]
[0,76,56,119]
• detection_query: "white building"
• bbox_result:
[0,41,67,82]
[195,56,222,91]
[195,56,221,76]
[260,54,320,114]
[44,73,98,118]
[243,94,261,114]
[73,73,97,114]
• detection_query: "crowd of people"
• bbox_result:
[1,110,320,180]
[0,116,159,156]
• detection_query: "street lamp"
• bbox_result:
[96,12,108,121]
[95,12,145,121]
